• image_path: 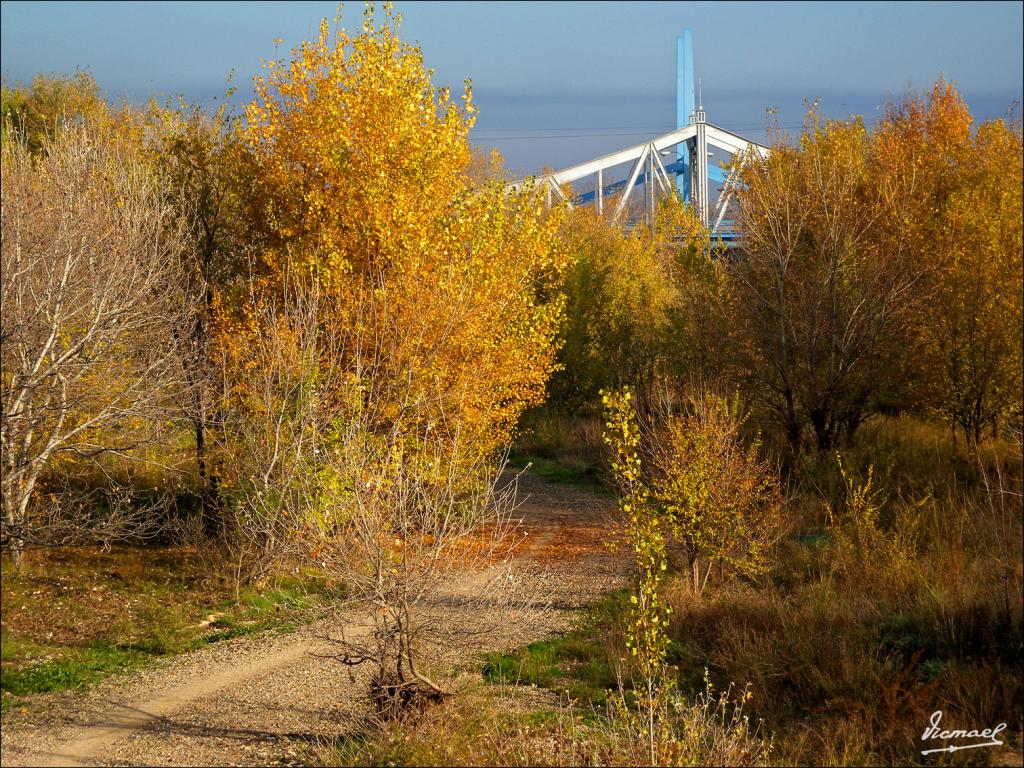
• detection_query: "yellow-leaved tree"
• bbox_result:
[602,385,777,764]
[875,83,1023,443]
[214,3,569,713]
[227,4,566,463]
[553,195,716,411]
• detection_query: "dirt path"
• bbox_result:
[0,473,628,767]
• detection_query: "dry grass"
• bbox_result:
[379,416,1023,768]
[660,418,1024,766]
[319,677,771,767]
[516,408,604,466]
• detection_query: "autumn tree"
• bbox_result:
[1,71,106,153]
[875,83,1024,444]
[730,110,925,454]
[646,386,783,596]
[655,196,733,392]
[230,5,566,462]
[148,99,247,534]
[553,196,716,412]
[217,4,568,710]
[604,382,782,600]
[602,386,672,764]
[212,274,344,592]
[555,208,675,410]
[0,121,195,567]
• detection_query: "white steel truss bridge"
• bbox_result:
[506,30,770,244]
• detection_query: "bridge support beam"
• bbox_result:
[612,143,651,225]
[692,104,709,225]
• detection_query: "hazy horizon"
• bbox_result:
[2,1,1021,176]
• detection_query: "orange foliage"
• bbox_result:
[218,4,569,467]
[876,82,1023,439]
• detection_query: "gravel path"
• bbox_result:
[0,472,629,767]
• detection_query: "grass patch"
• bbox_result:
[0,641,148,696]
[482,590,628,705]
[508,454,609,496]
[1,546,345,713]
[510,406,608,494]
[656,419,1024,766]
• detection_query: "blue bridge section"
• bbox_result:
[507,28,767,247]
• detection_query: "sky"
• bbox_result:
[2,1,1022,176]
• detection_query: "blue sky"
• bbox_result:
[2,1,1021,175]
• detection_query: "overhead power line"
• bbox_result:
[472,125,676,134]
